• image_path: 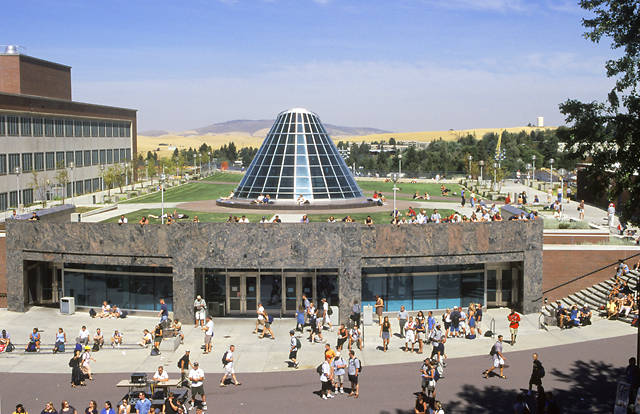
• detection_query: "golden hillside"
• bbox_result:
[138,126,555,158]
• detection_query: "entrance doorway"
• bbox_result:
[486,265,515,308]
[227,273,257,314]
[284,272,314,314]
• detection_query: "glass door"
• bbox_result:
[229,276,242,313]
[486,269,497,305]
[485,266,514,308]
[285,276,297,313]
[245,276,257,312]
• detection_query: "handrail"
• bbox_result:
[535,251,640,302]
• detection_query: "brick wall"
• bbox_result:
[0,55,20,95]
[19,55,71,100]
[542,246,640,302]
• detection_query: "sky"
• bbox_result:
[6,0,618,132]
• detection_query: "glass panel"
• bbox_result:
[229,276,241,311]
[386,275,411,311]
[260,274,281,312]
[501,269,512,304]
[285,276,297,312]
[246,276,257,312]
[302,276,313,305]
[486,270,497,303]
[461,272,485,308]
[362,276,386,310]
[317,273,339,308]
[438,274,461,309]
[413,275,438,310]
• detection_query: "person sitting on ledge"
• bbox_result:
[297,194,308,206]
[301,215,309,223]
[220,191,234,200]
[327,216,336,223]
[251,194,265,204]
[272,215,282,223]
[263,194,271,204]
[98,301,111,318]
[110,304,121,318]
[138,329,152,347]
[28,212,40,221]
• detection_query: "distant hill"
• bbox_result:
[139,119,389,138]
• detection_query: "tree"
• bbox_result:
[55,161,69,203]
[557,0,640,225]
[30,169,47,207]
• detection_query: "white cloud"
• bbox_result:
[424,0,527,12]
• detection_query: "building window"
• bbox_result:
[74,120,83,137]
[82,121,90,137]
[84,150,91,167]
[75,151,83,167]
[56,152,65,168]
[0,154,6,175]
[9,191,17,208]
[65,119,74,137]
[84,179,92,193]
[92,177,100,192]
[66,151,74,167]
[105,122,112,137]
[7,116,19,136]
[92,150,99,165]
[0,192,7,211]
[124,122,131,137]
[75,180,84,195]
[8,153,20,173]
[34,153,44,171]
[44,118,54,137]
[119,123,126,137]
[0,115,5,135]
[107,149,113,164]
[55,119,65,137]
[22,153,33,172]
[22,189,33,205]
[125,148,131,161]
[113,148,120,163]
[45,152,55,170]
[32,118,43,136]
[91,121,99,137]
[120,149,126,162]
[20,117,32,136]
[99,122,105,137]
[99,149,106,164]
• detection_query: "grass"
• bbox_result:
[203,172,244,183]
[356,180,463,199]
[74,206,100,214]
[543,220,591,230]
[122,182,237,203]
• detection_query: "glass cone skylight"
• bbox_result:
[235,108,364,201]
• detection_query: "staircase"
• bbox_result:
[542,269,639,324]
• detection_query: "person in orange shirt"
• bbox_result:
[507,309,521,346]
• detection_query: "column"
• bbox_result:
[172,260,195,323]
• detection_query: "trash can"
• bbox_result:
[60,297,75,315]
[329,305,339,326]
[363,305,373,326]
[92,195,96,204]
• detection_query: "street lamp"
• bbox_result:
[161,166,166,224]
[532,155,536,183]
[468,155,473,179]
[15,166,21,212]
[69,162,75,206]
[398,153,403,178]
[145,160,149,184]
[124,162,129,190]
[193,153,197,176]
[100,165,105,192]
[493,162,498,190]
[391,172,399,218]
[479,160,484,185]
[526,163,532,183]
[549,158,555,188]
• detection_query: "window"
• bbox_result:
[8,153,20,173]
[75,180,84,195]
[7,116,19,136]
[32,118,43,136]
[74,120,83,137]
[44,118,54,137]
[82,121,90,137]
[84,179,92,193]
[9,191,17,208]
[99,122,105,137]
[66,151,74,167]
[65,120,74,137]
[22,153,33,172]
[92,150,99,165]
[75,150,83,167]
[22,189,33,205]
[84,150,91,166]
[91,121,98,137]
[34,153,44,171]
[120,149,127,162]
[107,149,113,164]
[45,152,55,170]
[113,148,120,163]
[0,154,6,175]
[56,152,65,168]
[99,149,106,164]
[55,119,65,137]
[125,148,131,161]
[0,192,7,212]
[0,115,5,135]
[20,117,32,136]
[92,178,100,192]
[124,122,131,137]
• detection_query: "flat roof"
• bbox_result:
[0,91,137,114]
[0,53,71,69]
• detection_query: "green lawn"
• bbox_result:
[356,180,463,199]
[102,209,265,223]
[203,172,244,183]
[123,182,237,203]
[308,209,456,223]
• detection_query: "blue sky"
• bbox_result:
[8,0,616,132]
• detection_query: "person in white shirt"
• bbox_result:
[254,303,266,334]
[219,344,241,387]
[260,216,268,223]
[288,330,299,368]
[238,215,249,223]
[99,301,111,318]
[349,326,362,350]
[430,209,441,223]
[416,210,426,224]
[153,365,169,383]
[188,362,207,410]
[138,329,152,347]
[321,298,332,331]
[320,356,334,399]
[202,316,214,354]
[332,352,347,394]
[117,215,128,225]
[404,316,416,352]
[193,295,207,327]
[608,203,616,227]
[77,326,90,346]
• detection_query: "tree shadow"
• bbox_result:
[443,359,620,413]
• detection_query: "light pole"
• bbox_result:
[69,162,75,206]
[532,155,536,184]
[161,166,166,224]
[145,160,149,184]
[208,152,212,175]
[468,155,473,179]
[100,165,105,192]
[391,172,399,219]
[124,162,129,190]
[493,162,498,190]
[15,167,21,212]
[198,153,202,174]
[398,153,402,178]
[549,158,554,189]
[193,153,197,176]
[479,160,484,185]
[526,163,532,185]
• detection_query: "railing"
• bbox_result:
[535,251,640,303]
[489,317,496,339]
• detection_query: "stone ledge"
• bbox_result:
[159,336,181,352]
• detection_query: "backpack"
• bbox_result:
[539,364,545,378]
[268,314,274,324]
[434,369,441,382]
[68,357,75,367]
[92,343,100,352]
[89,308,96,318]
[56,342,65,353]
[120,310,128,318]
[6,342,15,352]
[489,344,496,356]
[177,357,187,369]
[355,358,363,373]
[221,351,228,367]
[150,347,160,356]
[26,341,37,352]
[316,364,324,375]
[295,338,302,349]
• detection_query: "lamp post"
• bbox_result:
[161,166,166,224]
[479,160,484,185]
[526,163,532,185]
[69,162,75,206]
[398,153,402,178]
[532,155,536,183]
[468,155,473,179]
[391,172,399,219]
[493,162,498,190]
[208,152,212,175]
[15,167,21,212]
[100,165,105,192]
[549,158,555,189]
[124,162,129,190]
[198,153,202,174]
[192,153,197,176]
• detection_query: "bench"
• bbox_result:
[500,204,526,220]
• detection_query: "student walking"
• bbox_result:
[202,316,214,354]
[420,358,436,398]
[380,315,391,352]
[319,355,334,399]
[289,330,300,368]
[507,309,521,346]
[220,345,241,386]
[177,350,192,387]
[483,335,507,379]
[528,353,545,395]
[332,352,347,394]
[188,362,207,410]
[347,350,361,398]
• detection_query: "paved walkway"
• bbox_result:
[0,307,633,375]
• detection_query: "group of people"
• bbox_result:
[605,260,637,320]
[92,301,125,319]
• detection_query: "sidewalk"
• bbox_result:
[0,306,633,375]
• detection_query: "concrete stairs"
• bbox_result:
[542,270,639,325]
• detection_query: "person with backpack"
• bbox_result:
[483,335,506,379]
[259,312,275,340]
[25,327,41,352]
[289,330,300,368]
[220,345,241,387]
[528,353,544,395]
[319,355,334,399]
[54,327,66,354]
[347,349,361,398]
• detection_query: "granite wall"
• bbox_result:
[5,220,543,320]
